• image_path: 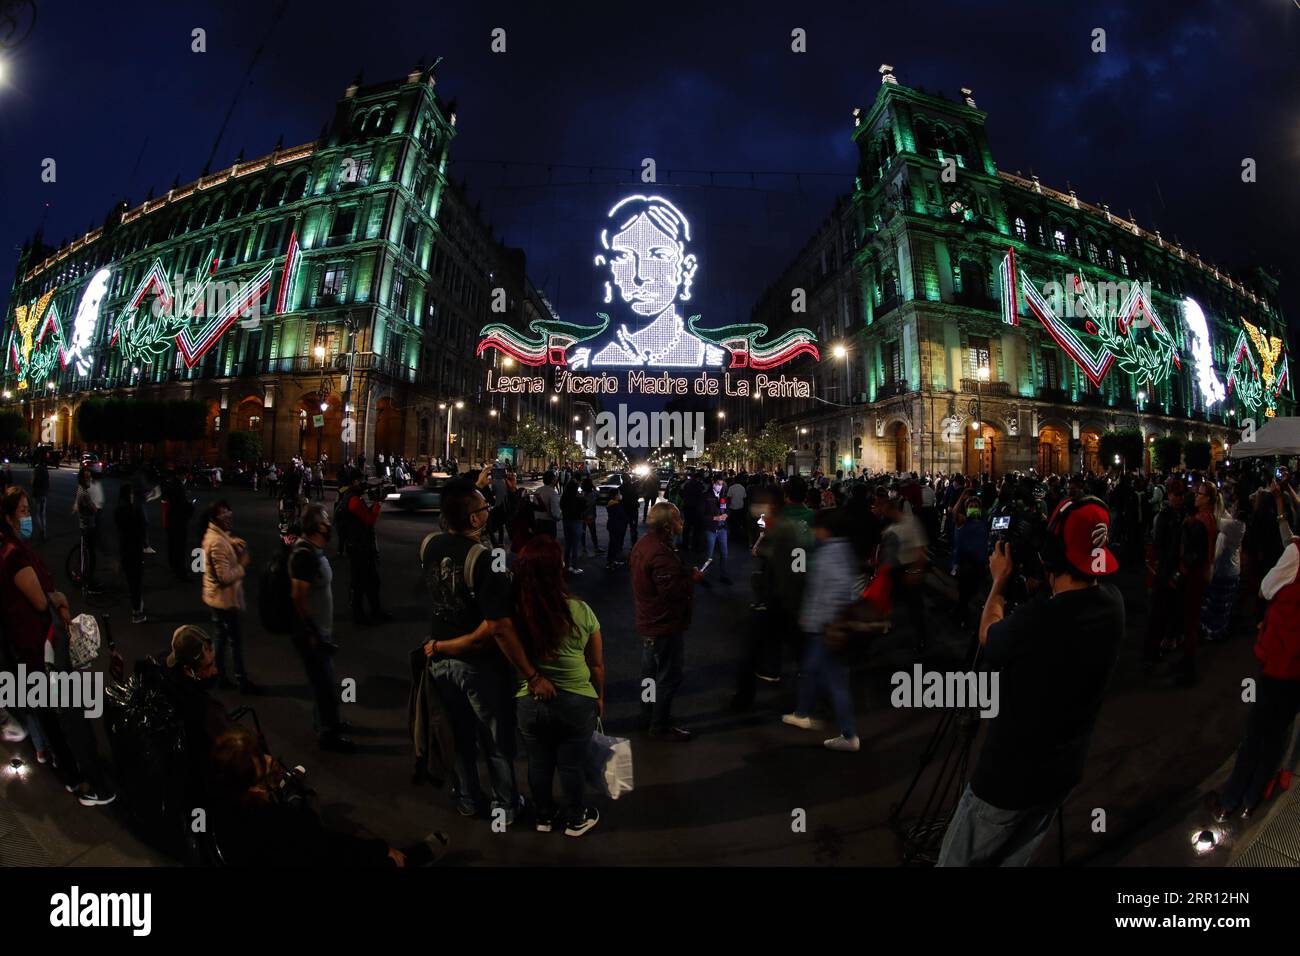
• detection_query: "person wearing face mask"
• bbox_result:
[698,474,734,587]
[201,501,259,694]
[0,486,115,805]
[289,504,353,753]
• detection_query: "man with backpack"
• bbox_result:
[289,504,354,753]
[420,478,555,825]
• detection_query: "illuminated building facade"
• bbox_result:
[3,66,575,470]
[728,69,1291,477]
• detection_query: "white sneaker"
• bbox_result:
[824,735,861,752]
[0,712,27,743]
[781,713,823,731]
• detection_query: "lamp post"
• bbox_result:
[340,311,360,469]
[973,365,989,474]
[439,400,464,462]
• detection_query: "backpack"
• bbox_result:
[258,538,300,634]
[419,532,493,629]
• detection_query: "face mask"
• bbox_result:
[19,516,33,540]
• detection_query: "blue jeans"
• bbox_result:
[210,608,247,680]
[431,657,519,815]
[640,633,685,731]
[607,518,627,562]
[794,633,856,738]
[32,495,47,541]
[293,634,342,734]
[701,525,730,580]
[936,784,1058,866]
[563,519,583,568]
[517,691,597,823]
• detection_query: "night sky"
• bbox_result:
[1,0,1297,348]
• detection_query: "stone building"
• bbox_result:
[3,65,576,471]
[727,68,1291,477]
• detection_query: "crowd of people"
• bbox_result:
[2,442,1300,867]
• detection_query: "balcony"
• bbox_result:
[879,380,911,397]
[962,379,1010,397]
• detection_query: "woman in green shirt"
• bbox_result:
[513,535,606,836]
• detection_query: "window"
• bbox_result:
[321,265,348,298]
[1053,229,1068,254]
[1014,217,1027,241]
[1088,241,1100,264]
[1119,254,1130,276]
[884,340,902,384]
[329,207,356,243]
[392,273,407,311]
[968,335,991,377]
[1041,349,1060,390]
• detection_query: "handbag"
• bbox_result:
[585,721,634,800]
[67,614,102,671]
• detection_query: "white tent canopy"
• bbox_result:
[1228,417,1300,458]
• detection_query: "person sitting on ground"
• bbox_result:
[207,727,448,867]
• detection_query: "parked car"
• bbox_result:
[80,453,104,475]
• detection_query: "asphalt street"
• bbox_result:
[0,465,1268,866]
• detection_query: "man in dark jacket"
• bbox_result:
[680,472,704,552]
[1144,478,1186,666]
[630,502,701,740]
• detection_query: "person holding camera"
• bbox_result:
[936,497,1123,867]
[208,726,448,867]
[338,472,390,626]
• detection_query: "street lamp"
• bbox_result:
[314,345,326,363]
[440,400,464,461]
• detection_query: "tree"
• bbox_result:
[1152,435,1184,473]
[507,415,549,462]
[1184,439,1212,471]
[752,422,793,470]
[1099,428,1145,471]
[0,411,24,445]
[228,430,263,464]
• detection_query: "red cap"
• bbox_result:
[1050,500,1119,577]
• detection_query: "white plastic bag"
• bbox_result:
[586,727,634,801]
[67,614,101,671]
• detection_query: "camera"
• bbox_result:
[988,502,1046,605]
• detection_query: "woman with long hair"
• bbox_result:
[512,535,605,836]
[0,486,115,805]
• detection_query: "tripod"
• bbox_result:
[888,646,984,866]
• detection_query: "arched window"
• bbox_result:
[1053,228,1068,254]
[265,177,287,207]
[288,169,310,201]
[243,188,262,216]
[1014,217,1027,241]
[1119,254,1130,276]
